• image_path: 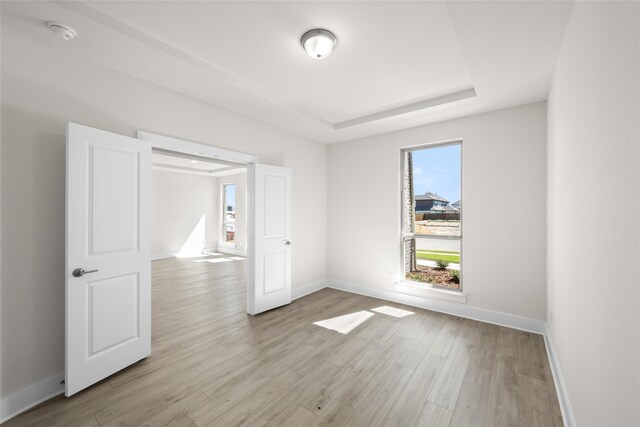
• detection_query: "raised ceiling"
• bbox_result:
[1,1,574,143]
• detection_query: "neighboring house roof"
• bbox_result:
[442,204,459,212]
[452,200,461,209]
[414,192,449,202]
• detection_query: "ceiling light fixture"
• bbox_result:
[46,21,77,40]
[301,29,337,60]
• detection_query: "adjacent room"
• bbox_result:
[151,151,249,357]
[151,150,247,260]
[1,1,638,426]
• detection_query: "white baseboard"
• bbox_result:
[216,247,247,257]
[0,372,65,424]
[151,252,176,260]
[326,279,546,334]
[292,280,327,300]
[544,334,575,427]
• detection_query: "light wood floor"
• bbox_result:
[6,254,562,427]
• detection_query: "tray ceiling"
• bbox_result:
[1,1,574,143]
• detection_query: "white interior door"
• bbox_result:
[66,123,151,396]
[248,163,292,315]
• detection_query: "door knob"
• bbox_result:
[283,240,292,246]
[72,268,99,277]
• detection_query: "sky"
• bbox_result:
[412,144,461,203]
[224,184,236,208]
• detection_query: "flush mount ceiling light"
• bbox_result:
[46,21,77,40]
[301,29,337,60]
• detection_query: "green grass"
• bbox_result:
[416,251,460,264]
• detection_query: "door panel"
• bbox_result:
[263,252,286,293]
[90,146,140,254]
[88,273,139,357]
[66,123,151,396]
[263,174,286,237]
[248,164,292,315]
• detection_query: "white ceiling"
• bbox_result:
[152,152,246,177]
[1,1,574,143]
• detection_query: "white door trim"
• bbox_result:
[136,131,259,164]
[136,130,262,316]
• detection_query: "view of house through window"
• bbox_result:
[222,184,236,244]
[402,142,461,290]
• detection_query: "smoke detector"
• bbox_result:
[46,22,77,41]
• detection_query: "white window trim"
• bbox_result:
[400,139,464,299]
[395,280,467,304]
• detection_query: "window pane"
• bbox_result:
[223,184,236,243]
[406,238,461,290]
[412,144,461,237]
[403,142,462,291]
[225,224,235,243]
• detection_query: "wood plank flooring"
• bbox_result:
[5,254,562,426]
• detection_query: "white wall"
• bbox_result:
[218,173,247,255]
[328,102,547,321]
[547,2,640,426]
[0,26,327,398]
[152,170,218,258]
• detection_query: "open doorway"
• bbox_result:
[150,150,249,360]
[138,130,292,316]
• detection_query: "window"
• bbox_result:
[402,141,462,290]
[222,183,236,244]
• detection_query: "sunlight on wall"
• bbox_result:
[176,215,206,258]
[313,311,374,334]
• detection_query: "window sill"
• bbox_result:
[395,280,467,304]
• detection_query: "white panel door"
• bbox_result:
[66,123,151,396]
[248,163,292,315]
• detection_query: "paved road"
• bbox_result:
[415,238,460,252]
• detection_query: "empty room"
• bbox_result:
[1,1,638,427]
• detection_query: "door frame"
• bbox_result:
[136,130,260,314]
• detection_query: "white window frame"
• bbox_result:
[220,182,237,248]
[398,139,465,301]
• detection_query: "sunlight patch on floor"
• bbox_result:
[370,305,415,318]
[313,311,374,334]
[193,258,234,264]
